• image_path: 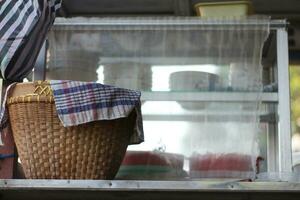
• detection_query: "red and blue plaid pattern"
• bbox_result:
[50,80,144,144]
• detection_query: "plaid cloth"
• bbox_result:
[50,80,144,144]
[0,80,144,145]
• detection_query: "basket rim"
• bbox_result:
[7,95,55,105]
[7,81,54,105]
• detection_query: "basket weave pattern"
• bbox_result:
[8,82,133,179]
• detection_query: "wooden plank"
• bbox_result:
[61,0,174,16]
[252,0,300,13]
[0,127,17,179]
[191,0,300,13]
[57,0,300,20]
[3,190,300,200]
[0,81,17,179]
[173,0,192,16]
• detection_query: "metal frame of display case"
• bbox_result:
[276,27,292,172]
[0,19,295,199]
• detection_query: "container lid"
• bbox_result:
[194,0,252,8]
[194,0,254,16]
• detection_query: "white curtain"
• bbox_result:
[48,16,270,180]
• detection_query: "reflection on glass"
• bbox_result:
[47,17,269,180]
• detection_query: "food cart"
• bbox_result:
[0,1,299,199]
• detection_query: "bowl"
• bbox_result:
[169,71,219,110]
[189,153,259,179]
[116,151,186,180]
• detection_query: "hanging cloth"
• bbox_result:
[0,0,61,82]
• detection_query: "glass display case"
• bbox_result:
[33,17,292,180]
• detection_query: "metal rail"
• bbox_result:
[1,179,300,192]
[53,18,287,30]
[141,92,278,102]
[1,180,300,200]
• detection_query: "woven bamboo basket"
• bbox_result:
[7,81,135,179]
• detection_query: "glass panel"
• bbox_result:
[47,17,270,180]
